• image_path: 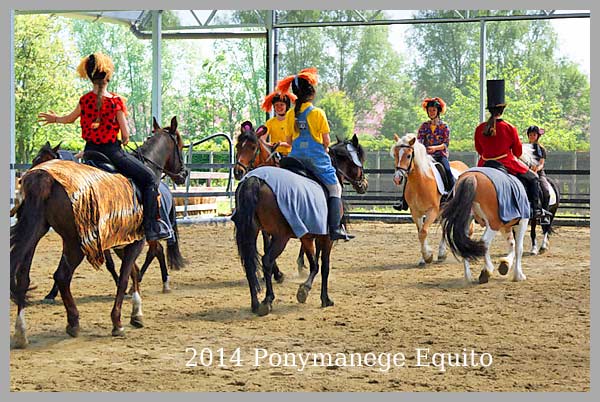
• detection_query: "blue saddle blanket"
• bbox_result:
[243,166,328,238]
[468,167,530,223]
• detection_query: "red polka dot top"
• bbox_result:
[79,91,127,144]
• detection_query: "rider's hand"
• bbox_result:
[37,111,57,125]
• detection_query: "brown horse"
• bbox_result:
[26,142,185,300]
[441,169,530,284]
[232,134,368,315]
[233,122,308,280]
[391,133,469,265]
[10,116,187,348]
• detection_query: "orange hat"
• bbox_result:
[422,97,446,115]
[276,67,319,95]
[261,90,297,112]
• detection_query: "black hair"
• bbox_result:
[292,77,316,125]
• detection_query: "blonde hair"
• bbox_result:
[76,52,115,128]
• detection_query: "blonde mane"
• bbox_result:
[390,133,434,178]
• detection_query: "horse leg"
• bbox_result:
[105,250,119,285]
[530,219,539,255]
[318,238,334,308]
[54,243,85,338]
[297,238,319,304]
[478,226,497,284]
[43,260,63,303]
[511,219,528,281]
[416,211,435,266]
[257,235,290,316]
[497,228,515,277]
[296,245,307,277]
[153,242,171,293]
[262,231,284,284]
[111,240,144,336]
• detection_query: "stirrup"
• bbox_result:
[330,225,354,241]
[392,200,408,211]
[146,219,172,241]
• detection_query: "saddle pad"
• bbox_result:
[468,167,530,223]
[243,166,328,238]
[29,159,144,268]
[431,163,462,195]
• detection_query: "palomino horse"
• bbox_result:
[232,135,368,315]
[30,143,186,300]
[10,116,187,348]
[440,168,531,284]
[391,133,469,265]
[234,122,307,280]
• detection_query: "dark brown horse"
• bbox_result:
[233,134,368,315]
[26,142,185,300]
[10,116,187,348]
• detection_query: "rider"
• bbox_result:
[474,79,548,223]
[393,96,454,211]
[276,67,354,241]
[527,125,551,218]
[261,90,296,156]
[37,51,171,241]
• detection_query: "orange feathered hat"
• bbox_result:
[261,90,297,112]
[422,97,447,115]
[276,67,319,95]
[76,52,114,81]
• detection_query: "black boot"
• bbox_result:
[143,184,172,241]
[328,197,354,241]
[393,198,408,211]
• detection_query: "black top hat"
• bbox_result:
[486,79,506,109]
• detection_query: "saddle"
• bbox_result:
[82,150,143,202]
[433,162,453,192]
[279,156,330,198]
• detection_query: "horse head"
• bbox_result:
[390,133,432,186]
[32,141,62,167]
[234,121,271,180]
[330,134,368,194]
[144,116,188,185]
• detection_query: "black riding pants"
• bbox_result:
[433,155,455,188]
[84,141,159,225]
[515,170,541,210]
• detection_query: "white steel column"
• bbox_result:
[152,10,162,125]
[479,19,487,123]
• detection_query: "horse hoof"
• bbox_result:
[130,316,144,328]
[162,286,172,294]
[257,302,272,317]
[321,298,334,308]
[539,247,547,255]
[112,326,125,337]
[66,325,80,338]
[297,284,310,304]
[478,270,490,284]
[424,255,434,264]
[498,261,509,276]
[418,260,426,267]
[275,273,285,284]
[12,335,29,349]
[437,255,447,263]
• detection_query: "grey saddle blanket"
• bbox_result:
[243,166,328,238]
[468,167,530,223]
[158,181,175,244]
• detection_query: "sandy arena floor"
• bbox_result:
[9,221,590,391]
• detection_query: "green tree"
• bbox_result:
[318,91,355,140]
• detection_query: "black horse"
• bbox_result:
[530,177,560,255]
[10,116,187,348]
[27,141,186,300]
[232,132,368,315]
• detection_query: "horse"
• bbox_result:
[10,116,187,348]
[520,143,561,255]
[233,122,306,280]
[28,142,186,299]
[391,133,469,266]
[440,166,533,284]
[232,134,368,315]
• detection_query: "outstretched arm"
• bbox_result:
[38,104,81,125]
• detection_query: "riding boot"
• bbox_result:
[328,197,354,241]
[393,197,408,211]
[143,184,172,241]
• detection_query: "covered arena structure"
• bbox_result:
[9,9,590,224]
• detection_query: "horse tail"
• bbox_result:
[441,175,486,260]
[546,178,561,235]
[10,171,53,306]
[166,203,186,270]
[232,177,261,282]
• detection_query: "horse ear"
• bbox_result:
[256,125,268,137]
[351,133,359,147]
[335,135,343,144]
[241,121,253,133]
[170,116,178,131]
[153,116,161,132]
[52,141,63,153]
[44,141,51,148]
[408,136,416,146]
[393,133,400,142]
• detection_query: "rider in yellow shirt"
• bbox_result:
[261,91,296,156]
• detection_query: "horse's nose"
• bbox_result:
[233,167,244,181]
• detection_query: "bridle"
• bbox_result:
[330,142,366,190]
[131,128,187,180]
[234,139,261,173]
[394,144,414,179]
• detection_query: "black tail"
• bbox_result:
[545,178,561,235]
[441,176,486,260]
[166,203,186,270]
[10,171,52,305]
[232,177,261,288]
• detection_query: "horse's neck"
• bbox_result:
[257,140,276,167]
[140,138,167,178]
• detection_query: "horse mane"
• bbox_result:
[392,133,434,178]
[520,143,539,168]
